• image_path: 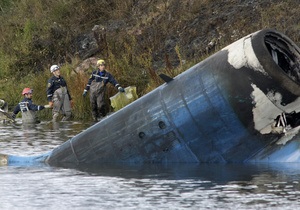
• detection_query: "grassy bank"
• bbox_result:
[1,0,300,120]
[1,55,195,121]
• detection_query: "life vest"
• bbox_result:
[19,102,38,124]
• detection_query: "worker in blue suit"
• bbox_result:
[83,59,125,122]
[13,88,50,124]
[47,65,73,122]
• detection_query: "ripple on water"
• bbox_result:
[2,122,300,209]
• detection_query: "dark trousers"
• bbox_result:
[90,90,106,119]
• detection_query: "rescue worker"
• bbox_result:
[0,99,8,112]
[82,59,125,121]
[12,88,49,124]
[0,99,14,123]
[47,64,73,122]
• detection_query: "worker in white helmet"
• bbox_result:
[47,65,73,122]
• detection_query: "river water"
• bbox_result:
[1,120,300,209]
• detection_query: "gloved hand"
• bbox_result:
[118,86,125,92]
[83,90,88,97]
[44,105,51,109]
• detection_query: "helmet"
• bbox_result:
[97,59,105,66]
[50,65,60,73]
[22,88,33,95]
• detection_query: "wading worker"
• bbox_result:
[47,65,73,122]
[0,99,8,112]
[83,59,125,122]
[12,88,50,124]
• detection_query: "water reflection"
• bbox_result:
[1,121,300,209]
[2,162,300,209]
[0,119,92,156]
[56,162,300,182]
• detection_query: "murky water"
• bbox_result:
[1,120,300,209]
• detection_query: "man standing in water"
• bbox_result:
[0,99,8,112]
[12,88,50,124]
[0,99,15,123]
[47,65,73,122]
[82,59,125,122]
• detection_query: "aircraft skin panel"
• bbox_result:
[248,139,300,163]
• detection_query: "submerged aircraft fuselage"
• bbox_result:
[3,29,300,166]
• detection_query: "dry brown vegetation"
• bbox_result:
[0,0,299,120]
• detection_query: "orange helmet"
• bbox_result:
[22,88,33,95]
